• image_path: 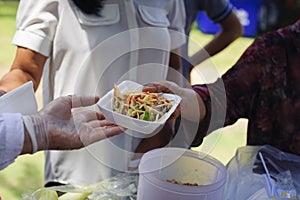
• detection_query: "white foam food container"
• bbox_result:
[97,80,181,137]
[137,147,227,200]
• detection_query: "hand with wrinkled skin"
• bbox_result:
[22,95,124,154]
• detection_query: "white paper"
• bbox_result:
[0,81,37,115]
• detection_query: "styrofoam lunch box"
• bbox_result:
[137,147,227,200]
[97,80,181,138]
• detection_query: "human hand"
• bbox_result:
[22,95,124,153]
[143,81,204,122]
[0,89,6,97]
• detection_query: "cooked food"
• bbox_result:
[113,84,173,121]
[166,179,199,186]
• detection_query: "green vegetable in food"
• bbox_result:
[58,192,90,200]
[142,111,152,121]
[34,188,58,200]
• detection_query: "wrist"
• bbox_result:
[22,115,48,153]
[22,126,33,154]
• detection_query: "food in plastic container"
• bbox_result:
[137,147,227,200]
[97,80,181,137]
[113,84,173,122]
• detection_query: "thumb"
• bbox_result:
[70,95,100,108]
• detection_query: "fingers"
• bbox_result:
[90,125,124,139]
[143,81,180,94]
[87,119,119,128]
[69,95,100,108]
[73,109,104,123]
[143,83,170,93]
[78,120,124,146]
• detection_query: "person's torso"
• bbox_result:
[247,25,300,155]
[43,0,185,186]
[46,0,179,101]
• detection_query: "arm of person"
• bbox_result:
[132,48,184,166]
[144,38,263,146]
[190,11,243,67]
[0,113,25,170]
[191,35,267,146]
[22,95,124,153]
[0,47,47,93]
[1,95,124,170]
[130,0,186,167]
[135,81,206,151]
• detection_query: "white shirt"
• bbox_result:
[0,113,24,170]
[12,0,186,186]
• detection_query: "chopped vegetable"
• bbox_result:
[113,84,173,121]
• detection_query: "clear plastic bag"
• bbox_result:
[22,173,138,200]
[87,173,138,200]
[224,145,300,200]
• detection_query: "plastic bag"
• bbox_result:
[22,173,138,200]
[224,145,300,200]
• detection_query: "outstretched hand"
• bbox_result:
[23,95,124,152]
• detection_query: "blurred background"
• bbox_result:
[0,0,298,199]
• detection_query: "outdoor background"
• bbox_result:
[0,1,255,199]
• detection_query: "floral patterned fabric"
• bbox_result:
[192,20,300,155]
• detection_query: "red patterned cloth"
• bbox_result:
[192,20,300,155]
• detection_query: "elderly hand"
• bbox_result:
[22,95,123,153]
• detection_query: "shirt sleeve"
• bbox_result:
[191,36,265,146]
[11,0,59,57]
[203,0,233,23]
[0,113,24,170]
[168,0,186,50]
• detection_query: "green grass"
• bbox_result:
[0,152,44,200]
[0,2,254,199]
[0,1,18,69]
[0,2,44,200]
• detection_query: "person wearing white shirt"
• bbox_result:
[0,0,186,186]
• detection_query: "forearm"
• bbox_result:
[178,87,206,123]
[0,47,46,92]
[190,32,237,66]
[0,69,37,92]
[190,11,243,66]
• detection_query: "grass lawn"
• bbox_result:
[0,2,45,200]
[0,1,18,69]
[0,1,254,199]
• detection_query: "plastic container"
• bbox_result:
[137,147,227,200]
[97,80,181,138]
[197,0,266,37]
